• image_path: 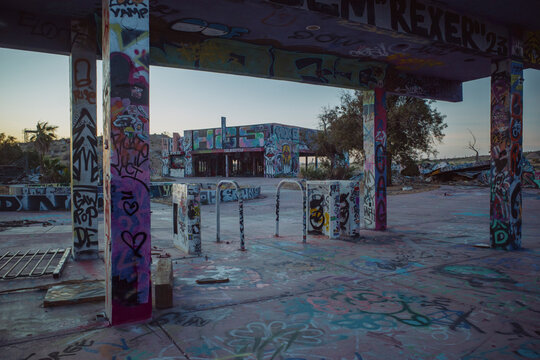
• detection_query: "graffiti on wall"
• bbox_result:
[70,19,99,259]
[103,0,152,325]
[193,129,214,150]
[338,180,360,237]
[173,184,201,255]
[264,125,300,177]
[307,181,340,238]
[199,186,261,205]
[269,0,509,56]
[489,59,522,250]
[239,125,266,148]
[151,38,386,90]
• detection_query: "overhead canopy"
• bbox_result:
[1,0,539,101]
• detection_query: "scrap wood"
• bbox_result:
[196,277,229,284]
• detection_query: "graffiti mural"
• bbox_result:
[103,0,152,325]
[307,181,340,238]
[173,184,201,255]
[490,59,523,250]
[338,180,361,237]
[264,125,300,177]
[193,129,214,150]
[70,18,99,259]
[363,89,387,230]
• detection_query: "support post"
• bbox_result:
[103,0,152,325]
[70,19,99,260]
[490,59,523,250]
[362,89,387,230]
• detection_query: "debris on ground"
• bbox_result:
[196,278,230,284]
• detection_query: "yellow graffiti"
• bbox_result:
[387,53,444,71]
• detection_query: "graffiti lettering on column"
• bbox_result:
[363,91,375,229]
[110,0,149,19]
[71,19,98,259]
[104,0,151,323]
[271,0,509,55]
[490,60,522,250]
[373,89,387,230]
[72,109,99,182]
[73,185,99,251]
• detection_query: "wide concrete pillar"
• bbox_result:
[70,19,99,260]
[363,89,387,230]
[490,59,523,250]
[102,0,151,325]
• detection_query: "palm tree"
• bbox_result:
[30,121,58,170]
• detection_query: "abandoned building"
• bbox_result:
[160,121,320,178]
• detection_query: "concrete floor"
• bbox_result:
[0,179,539,360]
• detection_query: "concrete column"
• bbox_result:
[225,155,229,177]
[362,89,387,230]
[102,0,151,325]
[490,59,523,250]
[70,19,99,260]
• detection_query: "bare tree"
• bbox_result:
[467,128,479,163]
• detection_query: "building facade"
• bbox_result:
[161,123,318,178]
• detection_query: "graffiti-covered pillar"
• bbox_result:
[70,19,99,260]
[102,0,151,325]
[490,59,523,250]
[362,89,387,230]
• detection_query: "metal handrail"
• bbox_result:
[216,180,245,251]
[275,179,307,243]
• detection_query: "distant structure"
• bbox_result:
[161,119,319,178]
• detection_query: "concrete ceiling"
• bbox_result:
[1,0,539,99]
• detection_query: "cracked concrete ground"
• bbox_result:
[0,178,539,360]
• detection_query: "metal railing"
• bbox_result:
[275,179,307,243]
[216,180,245,251]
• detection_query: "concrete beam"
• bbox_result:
[102,0,152,325]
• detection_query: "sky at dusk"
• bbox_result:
[1,47,539,159]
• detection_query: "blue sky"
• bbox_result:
[1,47,539,159]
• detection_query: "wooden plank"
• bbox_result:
[43,280,105,307]
[53,247,71,279]
[154,258,173,309]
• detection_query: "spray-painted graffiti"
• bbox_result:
[264,125,301,177]
[490,59,522,250]
[193,129,214,150]
[270,0,509,55]
[170,18,249,39]
[338,181,360,236]
[70,19,99,259]
[103,0,151,325]
[363,89,387,230]
[173,184,201,255]
[199,186,261,205]
[307,181,340,238]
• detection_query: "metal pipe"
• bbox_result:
[275,180,307,243]
[15,249,40,278]
[3,249,31,279]
[216,180,245,250]
[29,248,51,277]
[40,248,60,276]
